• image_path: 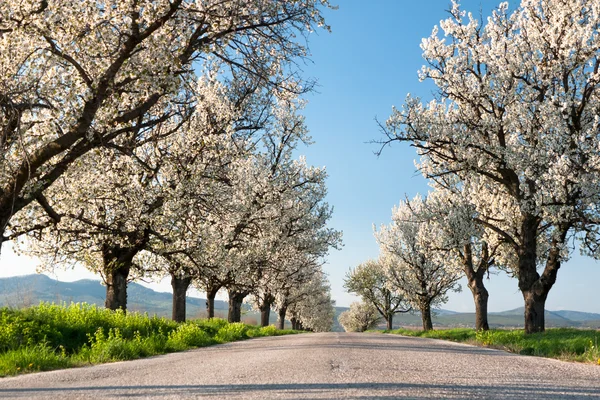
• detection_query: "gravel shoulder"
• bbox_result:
[0,332,599,399]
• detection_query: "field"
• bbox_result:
[0,302,298,377]
[387,328,600,364]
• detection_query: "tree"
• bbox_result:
[286,274,336,332]
[375,195,461,331]
[380,0,600,333]
[344,259,410,330]
[19,146,160,311]
[208,95,341,323]
[338,302,381,333]
[418,186,504,331]
[0,0,331,257]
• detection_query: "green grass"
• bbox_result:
[0,302,299,377]
[387,327,600,364]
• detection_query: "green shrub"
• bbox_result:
[260,325,278,336]
[391,327,600,364]
[215,322,249,342]
[0,343,71,376]
[192,318,229,336]
[167,323,214,350]
[0,302,300,375]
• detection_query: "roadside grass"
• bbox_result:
[387,327,600,364]
[0,302,298,377]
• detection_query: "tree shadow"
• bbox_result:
[2,382,599,399]
[211,334,512,357]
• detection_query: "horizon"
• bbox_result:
[3,272,599,316]
[2,0,600,315]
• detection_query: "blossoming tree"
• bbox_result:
[344,258,411,330]
[0,0,331,256]
[375,195,462,331]
[381,0,600,333]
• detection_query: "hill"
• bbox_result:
[335,305,600,330]
[2,274,600,330]
[0,274,229,320]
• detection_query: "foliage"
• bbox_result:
[1,0,339,326]
[0,303,299,376]
[282,271,336,332]
[390,328,600,364]
[0,0,332,247]
[344,259,410,326]
[338,302,381,333]
[0,343,71,376]
[375,195,462,330]
[381,0,600,333]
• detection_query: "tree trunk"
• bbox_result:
[105,266,129,311]
[171,274,192,323]
[102,232,148,312]
[463,243,490,331]
[522,290,547,334]
[227,289,248,323]
[420,302,433,331]
[260,305,271,327]
[466,264,490,331]
[473,287,490,331]
[258,292,274,327]
[517,215,543,333]
[205,284,221,319]
[103,245,133,311]
[290,317,297,330]
[386,314,393,330]
[206,294,215,319]
[277,307,287,329]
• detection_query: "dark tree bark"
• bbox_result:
[205,283,221,319]
[386,314,393,330]
[463,243,490,331]
[522,290,546,333]
[277,306,287,329]
[472,286,490,331]
[420,302,433,331]
[258,292,275,327]
[171,274,192,323]
[227,289,248,323]
[103,245,135,311]
[290,317,298,330]
[105,265,129,311]
[517,217,567,334]
[260,304,271,327]
[518,215,543,333]
[101,229,149,312]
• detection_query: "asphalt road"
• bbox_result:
[1,332,599,399]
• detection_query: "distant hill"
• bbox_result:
[0,274,229,320]
[552,310,600,322]
[2,274,600,330]
[336,304,600,330]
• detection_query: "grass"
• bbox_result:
[387,327,600,364]
[0,302,299,377]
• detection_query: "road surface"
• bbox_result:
[0,332,599,399]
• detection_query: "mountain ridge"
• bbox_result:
[1,274,599,329]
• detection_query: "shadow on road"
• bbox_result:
[212,334,513,357]
[2,382,599,399]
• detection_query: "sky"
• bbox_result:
[1,0,600,314]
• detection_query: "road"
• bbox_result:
[1,332,599,399]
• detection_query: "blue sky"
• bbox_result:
[299,0,600,313]
[2,0,600,313]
